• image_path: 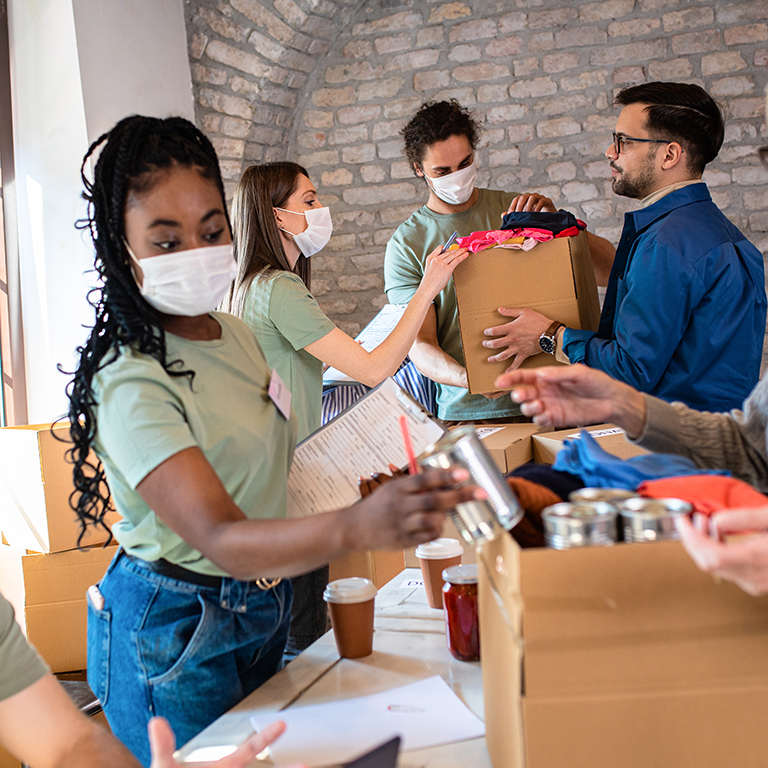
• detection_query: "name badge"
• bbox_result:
[268,369,292,420]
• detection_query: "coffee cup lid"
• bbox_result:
[323,577,377,604]
[415,538,464,560]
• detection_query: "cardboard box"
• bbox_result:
[478,534,768,768]
[454,230,600,394]
[329,550,405,589]
[0,543,118,673]
[532,423,650,464]
[0,422,120,553]
[475,423,549,474]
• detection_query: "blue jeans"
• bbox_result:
[87,552,292,767]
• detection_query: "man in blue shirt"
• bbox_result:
[483,82,766,412]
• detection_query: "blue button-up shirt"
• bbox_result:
[563,184,766,412]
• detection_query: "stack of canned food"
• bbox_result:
[542,488,693,550]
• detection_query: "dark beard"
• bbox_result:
[611,154,658,199]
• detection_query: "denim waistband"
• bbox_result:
[120,550,282,591]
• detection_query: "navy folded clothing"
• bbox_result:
[500,209,584,234]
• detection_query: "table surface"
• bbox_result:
[177,568,491,767]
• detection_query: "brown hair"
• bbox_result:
[224,161,311,317]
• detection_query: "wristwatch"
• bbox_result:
[539,321,565,355]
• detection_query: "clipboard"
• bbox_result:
[343,736,400,768]
[286,378,446,518]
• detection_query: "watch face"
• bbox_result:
[540,335,555,355]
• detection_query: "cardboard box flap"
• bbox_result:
[532,423,650,463]
[568,228,601,330]
[520,542,768,697]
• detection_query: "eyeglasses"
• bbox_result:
[612,133,674,156]
[759,146,768,170]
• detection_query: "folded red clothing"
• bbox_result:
[638,474,768,515]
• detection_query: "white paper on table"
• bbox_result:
[323,304,409,386]
[286,378,445,518]
[250,676,485,767]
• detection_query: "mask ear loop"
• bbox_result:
[274,207,306,239]
[123,238,144,287]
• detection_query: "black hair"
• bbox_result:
[615,81,724,175]
[402,99,481,172]
[65,115,228,544]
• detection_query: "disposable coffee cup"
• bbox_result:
[323,578,377,659]
[415,538,463,609]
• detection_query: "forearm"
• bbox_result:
[635,395,768,490]
[204,509,353,581]
[408,338,467,388]
[57,722,140,768]
[361,289,435,385]
[606,381,648,440]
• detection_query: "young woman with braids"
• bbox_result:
[222,164,469,659]
[68,115,479,766]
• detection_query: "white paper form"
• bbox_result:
[250,675,486,767]
[286,378,445,518]
[323,304,408,387]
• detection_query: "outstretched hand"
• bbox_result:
[148,718,306,768]
[494,364,646,435]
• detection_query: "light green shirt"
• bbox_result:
[242,271,335,441]
[92,312,297,576]
[0,592,48,701]
[384,187,522,421]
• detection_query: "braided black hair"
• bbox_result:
[66,115,228,543]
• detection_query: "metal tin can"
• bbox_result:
[542,501,619,549]
[419,427,523,546]
[442,564,480,662]
[617,497,693,543]
[569,488,638,505]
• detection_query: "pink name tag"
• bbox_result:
[268,369,292,420]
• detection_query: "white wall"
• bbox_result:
[7,0,194,423]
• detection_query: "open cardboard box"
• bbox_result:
[532,423,650,464]
[0,543,118,673]
[478,533,768,768]
[0,422,120,553]
[454,230,600,394]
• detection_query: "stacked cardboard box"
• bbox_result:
[0,423,119,674]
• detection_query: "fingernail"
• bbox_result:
[451,468,470,482]
[473,488,488,500]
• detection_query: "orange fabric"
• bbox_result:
[638,474,768,516]
[506,476,562,548]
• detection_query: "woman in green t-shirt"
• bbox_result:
[223,163,469,658]
[66,116,477,767]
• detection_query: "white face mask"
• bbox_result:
[126,241,238,316]
[275,206,333,257]
[423,161,478,205]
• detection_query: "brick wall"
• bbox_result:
[185,0,768,335]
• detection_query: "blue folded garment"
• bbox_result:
[552,430,730,489]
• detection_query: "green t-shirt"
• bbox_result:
[0,592,48,702]
[92,312,297,576]
[242,271,336,442]
[384,187,522,421]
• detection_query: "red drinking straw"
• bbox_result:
[399,415,419,476]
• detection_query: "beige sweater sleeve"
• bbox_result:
[631,379,768,492]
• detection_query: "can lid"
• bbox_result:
[323,577,377,604]
[415,537,464,560]
[442,563,478,584]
